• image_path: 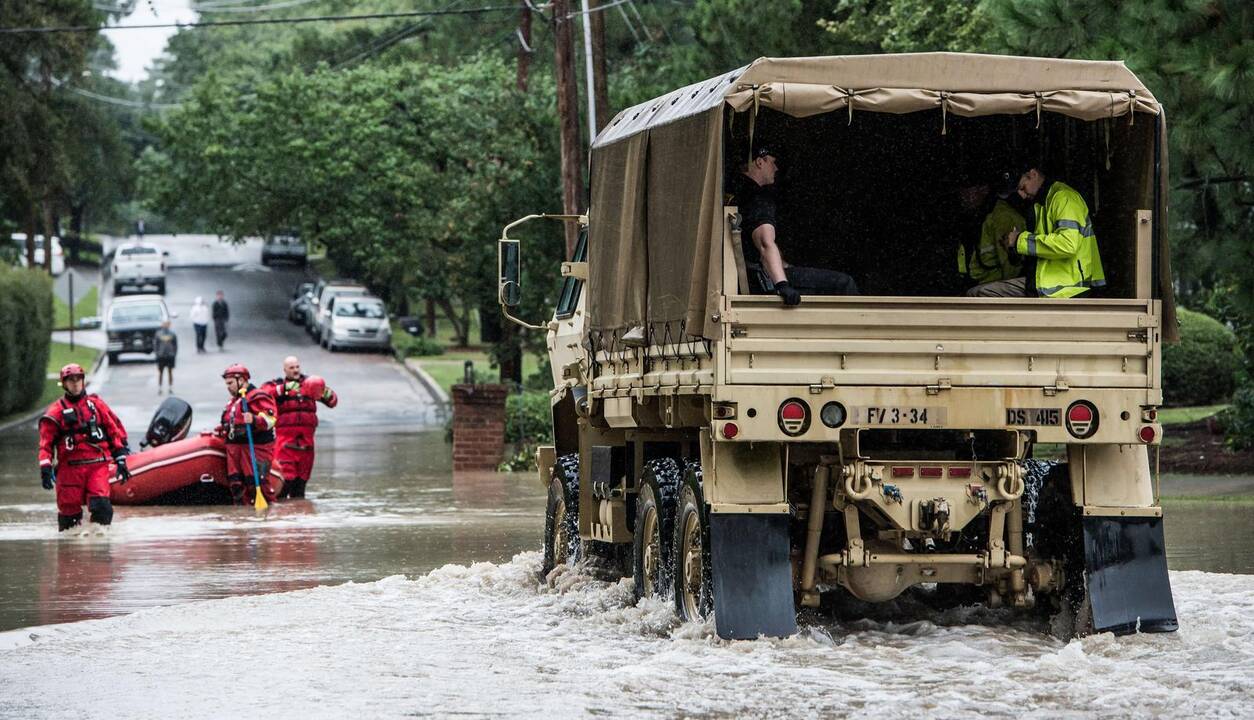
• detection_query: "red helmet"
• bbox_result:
[222,363,250,381]
[60,363,86,381]
[303,375,326,399]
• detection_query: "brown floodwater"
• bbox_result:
[0,428,1250,632]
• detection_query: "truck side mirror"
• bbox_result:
[499,240,521,308]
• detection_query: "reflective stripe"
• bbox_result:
[1056,219,1081,231]
[1037,278,1108,296]
[1082,222,1095,238]
[1026,234,1037,256]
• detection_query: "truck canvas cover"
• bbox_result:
[587,52,1174,342]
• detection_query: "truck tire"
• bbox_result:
[672,461,713,623]
[113,282,123,294]
[632,458,681,602]
[108,352,118,365]
[542,454,582,576]
[1024,460,1093,638]
[156,280,166,295]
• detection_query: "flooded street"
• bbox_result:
[1,237,1251,716]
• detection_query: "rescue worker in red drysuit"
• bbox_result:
[260,355,338,500]
[38,364,131,531]
[216,364,278,506]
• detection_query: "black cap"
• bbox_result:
[751,146,778,162]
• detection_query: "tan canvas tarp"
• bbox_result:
[588,53,1169,340]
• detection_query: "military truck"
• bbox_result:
[499,53,1179,640]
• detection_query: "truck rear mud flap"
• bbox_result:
[710,513,797,640]
[1083,516,1179,634]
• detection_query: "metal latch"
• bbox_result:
[926,378,952,395]
[808,376,836,394]
[1043,379,1070,397]
[1127,329,1148,342]
[730,325,748,338]
[560,261,588,280]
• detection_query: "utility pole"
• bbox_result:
[552,0,583,260]
[580,0,597,139]
[516,0,532,92]
[588,0,610,134]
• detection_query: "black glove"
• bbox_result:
[113,446,130,459]
[41,466,54,491]
[775,280,801,306]
[115,456,131,485]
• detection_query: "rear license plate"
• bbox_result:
[1006,408,1061,426]
[851,406,946,426]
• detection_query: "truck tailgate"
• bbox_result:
[725,297,1158,389]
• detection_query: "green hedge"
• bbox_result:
[505,391,553,445]
[1162,308,1239,406]
[391,331,444,358]
[0,265,53,415]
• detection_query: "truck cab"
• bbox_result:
[501,53,1178,641]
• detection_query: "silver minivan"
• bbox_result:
[322,295,391,352]
[313,283,367,342]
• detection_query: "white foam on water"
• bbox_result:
[0,557,1250,719]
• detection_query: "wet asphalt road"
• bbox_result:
[95,234,438,432]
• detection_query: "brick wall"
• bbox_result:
[451,383,509,472]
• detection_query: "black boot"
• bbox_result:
[58,512,83,532]
[228,475,246,505]
[282,478,307,500]
[88,497,114,525]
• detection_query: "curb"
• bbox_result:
[0,345,106,434]
[400,357,450,405]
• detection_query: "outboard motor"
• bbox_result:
[141,396,193,448]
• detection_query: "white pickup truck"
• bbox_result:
[112,243,167,295]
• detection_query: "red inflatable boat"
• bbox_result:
[109,432,285,505]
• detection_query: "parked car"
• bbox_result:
[322,295,391,352]
[10,234,66,276]
[261,235,307,266]
[288,282,315,324]
[312,281,367,342]
[112,243,167,294]
[105,294,175,364]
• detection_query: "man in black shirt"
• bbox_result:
[212,290,230,350]
[727,147,858,305]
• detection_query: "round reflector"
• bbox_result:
[1065,400,1099,439]
[1138,425,1156,444]
[777,398,810,437]
[820,401,847,428]
[722,422,739,439]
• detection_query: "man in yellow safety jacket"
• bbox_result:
[967,164,1105,298]
[959,194,1026,286]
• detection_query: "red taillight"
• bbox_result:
[1139,426,1156,443]
[892,466,913,478]
[948,466,972,479]
[919,466,943,478]
[722,422,739,439]
[777,399,810,436]
[1065,401,1099,439]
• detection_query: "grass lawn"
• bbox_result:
[418,349,539,395]
[1159,404,1228,426]
[0,341,100,426]
[52,285,99,329]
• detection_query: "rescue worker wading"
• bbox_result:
[260,355,338,500]
[216,364,278,506]
[38,364,130,532]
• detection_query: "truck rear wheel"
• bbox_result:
[673,463,713,623]
[1025,460,1094,638]
[632,458,679,601]
[542,454,581,576]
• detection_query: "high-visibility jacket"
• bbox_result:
[959,199,1026,284]
[1014,181,1105,298]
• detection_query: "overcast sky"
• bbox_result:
[108,0,198,83]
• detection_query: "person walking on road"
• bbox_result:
[154,320,178,394]
[38,364,131,532]
[217,364,278,506]
[261,356,339,500]
[212,290,230,350]
[190,296,210,353]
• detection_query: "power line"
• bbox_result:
[0,6,520,34]
[195,0,324,13]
